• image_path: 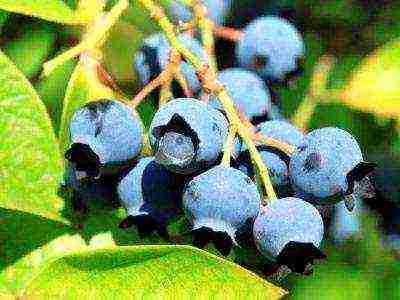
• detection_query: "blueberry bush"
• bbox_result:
[1,0,400,298]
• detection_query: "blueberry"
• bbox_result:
[117,157,184,239]
[331,196,363,243]
[133,33,169,86]
[150,98,229,174]
[236,149,290,196]
[236,16,305,83]
[257,120,304,147]
[169,0,231,25]
[206,68,272,122]
[65,99,144,179]
[289,127,376,208]
[253,197,326,275]
[182,165,261,255]
[133,33,208,93]
[63,163,119,214]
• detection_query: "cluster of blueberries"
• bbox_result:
[63,3,377,277]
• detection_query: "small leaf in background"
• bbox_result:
[0,9,9,31]
[35,52,77,136]
[340,38,400,119]
[58,54,117,153]
[22,246,287,299]
[0,0,81,24]
[2,21,57,79]
[290,264,379,299]
[102,21,144,88]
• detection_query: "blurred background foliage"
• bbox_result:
[0,0,399,298]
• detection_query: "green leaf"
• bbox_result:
[0,0,81,24]
[35,53,77,135]
[59,55,118,152]
[340,38,400,119]
[3,22,57,79]
[0,50,65,222]
[102,21,144,86]
[0,49,83,294]
[23,246,287,298]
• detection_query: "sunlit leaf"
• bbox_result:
[23,245,287,299]
[0,0,82,24]
[340,39,400,119]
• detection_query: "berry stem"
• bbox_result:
[214,26,244,42]
[42,0,128,76]
[130,68,172,107]
[291,55,335,131]
[159,78,173,105]
[253,133,296,156]
[221,125,237,167]
[139,0,277,201]
[192,1,217,72]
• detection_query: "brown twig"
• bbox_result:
[214,26,244,42]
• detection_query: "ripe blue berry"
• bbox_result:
[236,149,290,195]
[182,165,261,255]
[253,197,325,275]
[331,197,363,243]
[117,157,184,238]
[257,120,304,147]
[207,68,272,122]
[65,99,144,179]
[150,98,229,174]
[169,0,231,25]
[236,16,305,83]
[289,127,375,208]
[133,33,208,93]
[63,163,119,214]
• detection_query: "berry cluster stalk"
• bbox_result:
[138,0,278,202]
[42,0,129,76]
[291,55,335,131]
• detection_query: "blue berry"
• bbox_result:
[65,99,144,179]
[257,120,304,147]
[150,98,229,174]
[133,33,208,93]
[236,149,290,195]
[117,157,184,238]
[236,16,305,82]
[182,165,261,255]
[253,197,325,275]
[331,197,363,243]
[169,0,231,25]
[63,163,119,214]
[133,33,169,86]
[207,68,272,122]
[289,127,375,208]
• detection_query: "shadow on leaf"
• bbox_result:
[0,207,74,270]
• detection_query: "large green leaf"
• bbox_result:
[0,49,81,295]
[22,245,287,298]
[0,0,81,24]
[0,50,64,222]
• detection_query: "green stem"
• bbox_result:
[221,125,236,167]
[43,0,128,76]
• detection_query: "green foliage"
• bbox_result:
[23,246,287,298]
[2,22,57,79]
[0,0,80,24]
[35,52,77,135]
